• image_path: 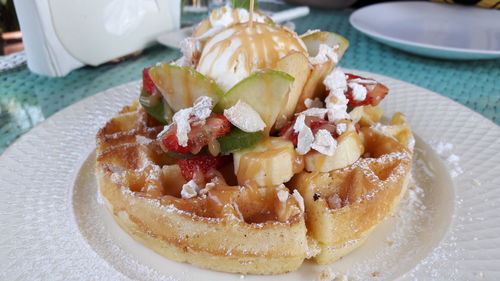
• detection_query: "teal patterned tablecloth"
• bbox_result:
[1,8,499,153]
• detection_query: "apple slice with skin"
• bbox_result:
[274,52,312,130]
[301,31,349,61]
[295,32,349,113]
[295,61,333,113]
[149,63,224,112]
[215,70,294,135]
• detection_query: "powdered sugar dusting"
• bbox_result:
[431,141,463,178]
[309,142,455,281]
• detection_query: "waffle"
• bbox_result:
[96,101,308,274]
[96,100,413,274]
[289,115,413,264]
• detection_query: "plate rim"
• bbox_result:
[349,1,500,56]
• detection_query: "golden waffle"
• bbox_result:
[95,101,413,274]
[289,124,412,264]
[96,102,308,274]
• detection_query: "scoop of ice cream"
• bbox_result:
[193,6,269,39]
[196,22,307,91]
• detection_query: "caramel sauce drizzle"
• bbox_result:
[198,23,307,85]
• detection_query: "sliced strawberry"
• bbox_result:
[278,116,340,145]
[188,114,230,154]
[344,74,388,107]
[278,121,298,145]
[178,155,230,181]
[160,127,191,154]
[142,66,157,94]
[309,119,339,139]
[159,114,231,155]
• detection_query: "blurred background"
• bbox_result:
[0,0,21,55]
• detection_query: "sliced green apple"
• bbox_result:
[294,61,333,113]
[218,128,263,154]
[149,63,224,112]
[139,89,173,124]
[215,70,294,134]
[294,32,349,114]
[274,52,312,129]
[300,31,349,61]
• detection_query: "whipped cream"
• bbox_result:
[224,100,266,132]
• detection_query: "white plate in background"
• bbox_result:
[350,2,500,60]
[1,70,499,280]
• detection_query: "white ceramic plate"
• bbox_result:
[1,70,499,280]
[349,2,500,60]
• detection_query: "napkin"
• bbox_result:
[14,0,83,77]
[13,0,180,77]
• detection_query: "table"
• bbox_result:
[1,8,499,154]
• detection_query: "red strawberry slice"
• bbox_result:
[188,114,230,154]
[159,114,231,154]
[278,121,298,145]
[142,66,157,94]
[178,155,230,181]
[344,73,388,107]
[160,127,191,154]
[278,116,339,145]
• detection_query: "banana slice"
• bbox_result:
[234,137,303,186]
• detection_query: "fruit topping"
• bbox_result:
[215,70,294,134]
[274,52,312,129]
[178,155,230,181]
[218,128,263,154]
[300,31,349,64]
[139,89,173,124]
[149,63,223,112]
[233,137,301,186]
[342,74,388,107]
[142,66,158,94]
[160,113,230,155]
[223,100,266,133]
[279,116,340,146]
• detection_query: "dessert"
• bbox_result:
[96,4,414,275]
